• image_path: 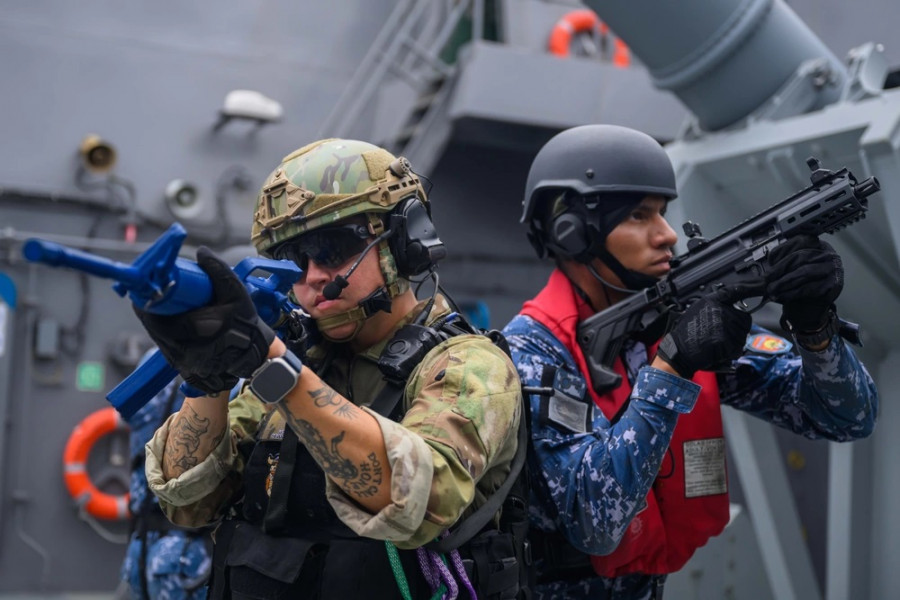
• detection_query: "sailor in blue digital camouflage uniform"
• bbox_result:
[120,363,212,600]
[502,124,878,600]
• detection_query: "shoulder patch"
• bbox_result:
[744,332,792,355]
[547,390,591,433]
[539,368,592,433]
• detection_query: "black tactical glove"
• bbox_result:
[765,235,843,332]
[135,246,275,395]
[656,285,754,379]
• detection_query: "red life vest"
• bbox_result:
[521,269,730,576]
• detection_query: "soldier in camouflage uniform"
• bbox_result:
[501,125,878,599]
[138,139,524,599]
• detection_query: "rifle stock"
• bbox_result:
[576,158,880,394]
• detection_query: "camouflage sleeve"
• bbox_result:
[145,387,266,528]
[324,335,522,549]
[719,326,878,441]
[503,314,699,554]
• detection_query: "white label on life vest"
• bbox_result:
[683,438,727,498]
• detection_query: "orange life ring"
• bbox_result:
[62,407,131,520]
[548,9,631,67]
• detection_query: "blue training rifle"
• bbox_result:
[22,222,302,418]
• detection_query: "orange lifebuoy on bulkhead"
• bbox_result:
[62,406,130,520]
[548,9,630,67]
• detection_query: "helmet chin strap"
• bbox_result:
[590,247,660,293]
[316,310,367,342]
[586,251,671,344]
[315,285,394,341]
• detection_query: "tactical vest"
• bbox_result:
[210,314,531,600]
[521,269,730,578]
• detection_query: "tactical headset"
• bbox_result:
[539,192,642,263]
[321,192,446,301]
[387,194,447,277]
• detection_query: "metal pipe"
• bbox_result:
[0,227,200,257]
[584,0,848,131]
[0,275,15,555]
[472,0,484,42]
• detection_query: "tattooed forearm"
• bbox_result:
[287,416,358,480]
[165,406,210,477]
[285,412,386,499]
[280,382,388,502]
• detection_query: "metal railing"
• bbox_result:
[316,0,481,165]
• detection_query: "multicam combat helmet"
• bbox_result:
[251,138,428,337]
[252,138,425,253]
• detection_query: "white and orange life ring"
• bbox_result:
[548,9,631,67]
[62,406,131,520]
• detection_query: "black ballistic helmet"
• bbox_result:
[522,124,678,261]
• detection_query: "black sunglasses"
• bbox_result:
[273,224,372,270]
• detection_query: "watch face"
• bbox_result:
[251,359,298,403]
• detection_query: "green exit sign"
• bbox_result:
[76,362,105,392]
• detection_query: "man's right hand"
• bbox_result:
[655,285,754,379]
[134,246,275,395]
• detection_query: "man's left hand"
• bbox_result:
[766,235,843,332]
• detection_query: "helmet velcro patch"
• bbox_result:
[361,149,395,181]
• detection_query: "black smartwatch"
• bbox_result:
[249,349,304,404]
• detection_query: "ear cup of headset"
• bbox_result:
[548,212,591,261]
[388,197,447,277]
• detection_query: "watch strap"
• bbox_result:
[791,309,840,350]
[278,349,305,374]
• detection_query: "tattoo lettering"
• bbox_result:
[309,386,341,409]
[166,406,210,475]
[345,452,384,498]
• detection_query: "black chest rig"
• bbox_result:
[211,315,531,600]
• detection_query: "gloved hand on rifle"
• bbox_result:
[134,247,275,395]
[656,284,755,379]
[765,234,843,334]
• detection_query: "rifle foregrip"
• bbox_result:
[107,350,179,419]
